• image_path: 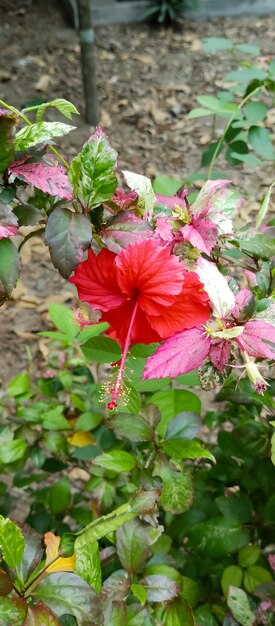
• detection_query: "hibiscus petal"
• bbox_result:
[115,240,184,315]
[196,257,235,319]
[143,327,211,379]
[69,248,125,311]
[148,271,210,338]
[236,320,275,359]
[209,339,232,371]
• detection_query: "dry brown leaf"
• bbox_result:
[68,468,91,482]
[35,74,51,91]
[100,109,112,128]
[190,38,202,52]
[0,70,12,81]
[133,54,154,65]
[266,108,275,128]
[38,292,73,313]
[99,50,115,61]
[148,102,168,125]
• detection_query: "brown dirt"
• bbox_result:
[0,0,274,384]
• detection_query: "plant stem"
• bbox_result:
[0,99,70,170]
[22,555,60,595]
[207,85,264,178]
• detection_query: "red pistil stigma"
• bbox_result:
[107,400,118,411]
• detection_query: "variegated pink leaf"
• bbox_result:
[143,327,211,379]
[104,187,138,214]
[236,320,275,359]
[155,188,188,211]
[191,179,231,218]
[209,339,232,371]
[155,217,174,243]
[0,202,18,239]
[180,219,218,254]
[9,158,73,200]
[232,288,255,322]
[196,257,235,319]
[101,210,153,253]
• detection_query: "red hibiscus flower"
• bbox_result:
[69,239,210,408]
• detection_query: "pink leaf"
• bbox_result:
[104,187,138,213]
[143,327,211,379]
[236,320,275,359]
[0,202,18,240]
[232,288,255,321]
[209,339,232,371]
[101,211,153,253]
[155,217,174,243]
[191,179,231,218]
[180,219,218,254]
[155,188,188,211]
[9,158,73,200]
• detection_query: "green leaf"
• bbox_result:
[93,450,136,473]
[224,68,267,84]
[35,98,79,121]
[150,389,201,438]
[145,565,181,586]
[196,95,238,116]
[7,371,29,396]
[80,336,121,363]
[116,519,152,574]
[194,605,218,626]
[181,576,199,609]
[164,598,194,626]
[0,595,27,625]
[107,413,153,442]
[202,37,233,52]
[0,108,18,174]
[41,406,70,431]
[13,203,42,226]
[75,412,103,431]
[0,516,25,568]
[33,572,100,625]
[23,602,62,625]
[239,234,275,258]
[227,587,254,626]
[188,107,214,119]
[159,471,193,514]
[244,565,272,593]
[0,238,20,302]
[0,439,27,465]
[153,176,182,195]
[75,539,102,592]
[139,574,178,603]
[215,493,253,523]
[248,126,275,160]
[244,101,267,123]
[69,128,117,210]
[76,323,109,343]
[165,411,201,441]
[16,523,43,584]
[45,207,92,279]
[49,304,79,340]
[221,565,243,597]
[75,503,135,548]
[256,181,275,229]
[49,478,71,516]
[131,584,147,605]
[188,517,250,558]
[235,43,260,55]
[162,440,215,463]
[15,122,75,150]
[271,431,275,466]
[238,545,260,568]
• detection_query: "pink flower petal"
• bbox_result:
[143,327,211,379]
[236,320,275,359]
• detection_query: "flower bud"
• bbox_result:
[243,353,269,394]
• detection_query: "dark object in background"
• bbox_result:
[77,0,99,125]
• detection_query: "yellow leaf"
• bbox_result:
[67,431,94,447]
[44,531,75,573]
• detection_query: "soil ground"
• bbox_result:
[0,0,274,384]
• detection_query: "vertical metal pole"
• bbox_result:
[77,0,99,125]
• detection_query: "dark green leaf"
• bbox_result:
[150,389,201,438]
[139,574,179,603]
[49,478,71,516]
[238,545,260,568]
[0,108,18,174]
[162,440,215,462]
[45,207,92,279]
[80,336,121,363]
[188,517,250,558]
[13,203,42,226]
[215,493,253,523]
[75,539,102,592]
[116,519,152,574]
[69,128,117,210]
[16,523,43,584]
[107,413,153,442]
[74,412,102,431]
[164,598,194,626]
[239,234,275,258]
[165,412,201,441]
[0,238,20,302]
[33,572,100,626]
